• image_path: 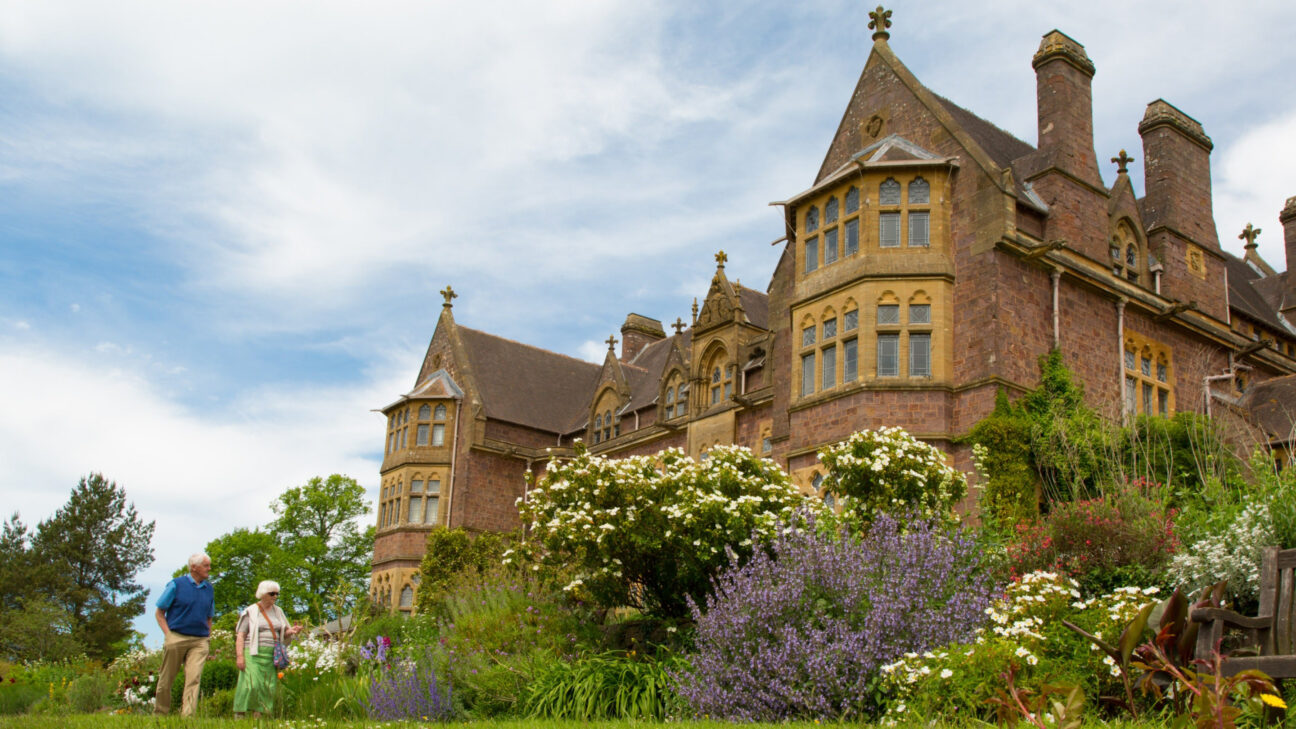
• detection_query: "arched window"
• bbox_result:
[879,178,901,205]
[1126,244,1137,267]
[908,177,930,204]
[845,186,859,213]
[825,196,839,223]
[399,585,414,609]
[603,410,612,441]
[805,206,819,233]
[593,414,602,444]
[704,349,731,405]
[418,404,431,419]
[434,404,447,420]
[665,386,675,410]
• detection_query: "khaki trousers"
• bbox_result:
[154,632,210,716]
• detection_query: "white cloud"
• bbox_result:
[0,336,414,630]
[577,340,609,364]
[1213,108,1296,269]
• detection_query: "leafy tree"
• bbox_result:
[267,474,373,621]
[0,514,81,662]
[966,390,1039,530]
[415,527,513,616]
[30,473,155,662]
[178,528,287,626]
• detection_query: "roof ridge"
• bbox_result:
[459,326,600,368]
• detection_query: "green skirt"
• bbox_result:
[233,645,278,713]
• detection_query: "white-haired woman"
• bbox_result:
[232,580,303,718]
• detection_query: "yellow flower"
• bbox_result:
[1260,694,1287,710]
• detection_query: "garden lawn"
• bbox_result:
[0,716,1174,729]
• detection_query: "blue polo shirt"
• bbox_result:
[157,574,215,637]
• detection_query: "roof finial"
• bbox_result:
[605,335,618,352]
[715,250,728,268]
[672,317,685,335]
[1111,149,1134,175]
[691,298,699,325]
[1239,222,1261,250]
[868,5,892,42]
[440,285,457,308]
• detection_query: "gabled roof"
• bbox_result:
[457,327,600,432]
[1225,254,1295,335]
[737,285,770,329]
[931,94,1036,171]
[380,369,464,412]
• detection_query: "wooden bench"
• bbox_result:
[1191,546,1296,682]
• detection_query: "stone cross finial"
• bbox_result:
[1111,149,1134,174]
[1239,222,1261,250]
[440,285,457,307]
[672,317,685,335]
[868,6,892,41]
[691,298,699,325]
[605,335,618,351]
[715,250,728,267]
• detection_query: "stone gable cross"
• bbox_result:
[715,250,728,267]
[1111,149,1134,174]
[868,5,892,41]
[606,335,618,351]
[672,317,685,335]
[440,285,457,307]
[1239,222,1261,249]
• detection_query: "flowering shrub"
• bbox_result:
[818,427,967,526]
[285,633,345,678]
[1006,480,1178,596]
[1168,500,1274,604]
[880,572,1161,723]
[674,511,995,721]
[518,444,813,618]
[108,648,161,711]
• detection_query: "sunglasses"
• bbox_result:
[266,592,279,596]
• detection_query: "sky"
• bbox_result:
[2,0,1294,643]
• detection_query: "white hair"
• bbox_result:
[188,553,211,569]
[255,580,281,599]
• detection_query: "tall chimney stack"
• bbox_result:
[1138,100,1218,249]
[1138,99,1227,320]
[620,314,665,363]
[1029,31,1108,259]
[1282,196,1296,316]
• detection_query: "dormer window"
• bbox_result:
[1111,221,1143,284]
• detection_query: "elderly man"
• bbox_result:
[154,552,215,716]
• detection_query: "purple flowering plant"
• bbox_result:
[674,510,996,721]
[365,649,454,722]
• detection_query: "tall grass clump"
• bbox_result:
[674,511,996,721]
[523,651,686,720]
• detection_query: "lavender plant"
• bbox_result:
[674,511,995,721]
[366,651,454,722]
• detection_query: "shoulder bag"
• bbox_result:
[256,604,292,670]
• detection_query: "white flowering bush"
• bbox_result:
[818,426,967,526]
[517,443,815,618]
[108,646,162,710]
[1168,500,1274,603]
[285,633,346,678]
[879,571,1160,723]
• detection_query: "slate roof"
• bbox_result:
[1225,254,1293,334]
[737,285,770,329]
[1239,374,1296,443]
[457,327,600,433]
[931,93,1036,171]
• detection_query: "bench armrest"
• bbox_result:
[1190,607,1272,631]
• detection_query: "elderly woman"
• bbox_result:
[233,580,303,718]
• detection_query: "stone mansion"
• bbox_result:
[369,12,1296,611]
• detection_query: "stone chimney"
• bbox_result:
[1029,31,1108,260]
[620,314,665,363]
[1138,99,1227,320]
[1033,31,1102,188]
[1138,100,1218,249]
[1282,196,1296,316]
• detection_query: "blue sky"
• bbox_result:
[2,1,1294,642]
